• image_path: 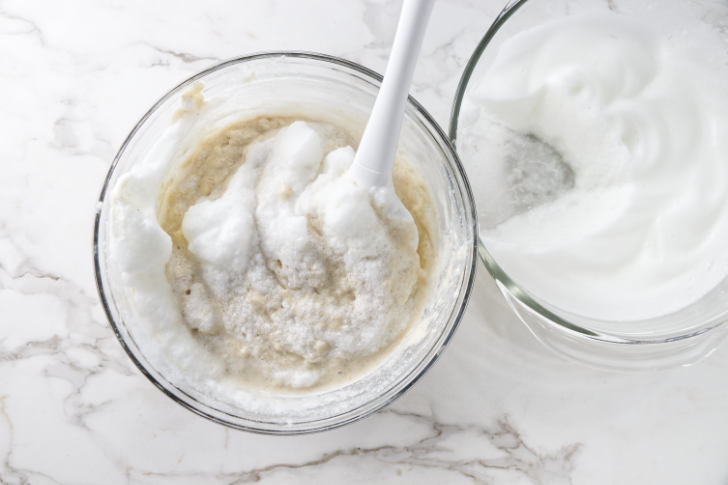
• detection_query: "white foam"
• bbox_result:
[182,154,260,297]
[464,13,728,320]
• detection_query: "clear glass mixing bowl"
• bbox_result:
[94,53,477,433]
[449,0,728,369]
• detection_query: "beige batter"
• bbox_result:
[157,116,436,391]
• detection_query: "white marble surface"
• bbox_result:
[1,0,727,483]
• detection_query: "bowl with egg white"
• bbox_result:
[449,0,728,369]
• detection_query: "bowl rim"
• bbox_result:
[447,0,728,346]
[93,51,479,434]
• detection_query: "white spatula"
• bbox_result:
[349,0,435,188]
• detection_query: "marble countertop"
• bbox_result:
[1,0,727,483]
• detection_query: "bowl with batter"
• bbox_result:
[94,53,477,433]
[450,0,728,368]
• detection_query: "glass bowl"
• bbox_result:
[450,0,728,369]
[94,52,478,433]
